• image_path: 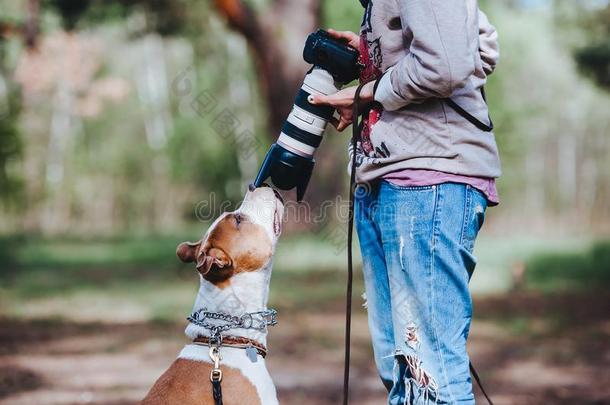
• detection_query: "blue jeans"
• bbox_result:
[356,181,487,405]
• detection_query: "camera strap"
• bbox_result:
[445,88,494,132]
[343,83,495,405]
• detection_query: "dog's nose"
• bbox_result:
[249,182,272,191]
[251,183,284,203]
[248,183,283,203]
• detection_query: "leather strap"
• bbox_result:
[194,335,268,358]
[343,81,368,405]
[470,361,495,405]
[444,88,494,132]
[212,379,223,405]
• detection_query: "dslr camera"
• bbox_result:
[253,30,362,201]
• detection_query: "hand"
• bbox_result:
[310,81,375,132]
[327,28,360,50]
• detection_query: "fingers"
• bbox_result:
[330,116,340,129]
[337,118,351,132]
[327,29,358,41]
[310,94,328,106]
[310,93,351,107]
[331,116,352,132]
[327,29,360,49]
[310,85,358,107]
[309,94,325,105]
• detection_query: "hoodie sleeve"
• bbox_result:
[374,0,476,111]
[478,9,500,76]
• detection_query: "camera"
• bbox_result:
[253,30,362,201]
[303,30,362,84]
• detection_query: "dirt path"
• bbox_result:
[1,291,609,405]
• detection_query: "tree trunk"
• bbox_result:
[212,0,321,136]
[227,34,261,188]
[25,0,40,48]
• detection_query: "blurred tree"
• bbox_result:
[0,0,39,48]
[211,0,322,135]
[0,39,22,205]
[576,43,610,89]
[35,0,321,137]
[1,0,609,234]
[0,1,29,207]
[574,4,610,90]
[48,0,91,31]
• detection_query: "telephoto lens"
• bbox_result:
[253,30,360,201]
[254,68,339,201]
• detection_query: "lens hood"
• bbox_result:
[254,144,314,201]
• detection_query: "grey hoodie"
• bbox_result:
[355,0,501,182]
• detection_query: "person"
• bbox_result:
[311,0,500,404]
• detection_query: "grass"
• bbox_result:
[468,234,594,294]
[0,233,607,322]
[525,240,610,291]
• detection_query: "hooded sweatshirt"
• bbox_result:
[353,0,501,183]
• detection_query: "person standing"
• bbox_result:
[311,0,500,403]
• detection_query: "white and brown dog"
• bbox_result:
[142,185,284,405]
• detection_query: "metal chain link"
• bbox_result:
[187,308,278,343]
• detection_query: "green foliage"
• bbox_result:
[0,43,22,206]
[0,98,21,202]
[322,1,363,31]
[0,233,355,319]
[576,41,610,89]
[3,233,607,321]
[0,0,610,234]
[525,240,610,291]
[555,0,610,90]
[0,234,21,267]
[44,0,198,36]
[46,0,91,30]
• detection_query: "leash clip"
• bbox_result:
[210,369,223,382]
[209,346,223,382]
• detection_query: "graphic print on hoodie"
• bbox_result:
[358,0,385,158]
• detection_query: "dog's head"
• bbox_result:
[176,185,284,287]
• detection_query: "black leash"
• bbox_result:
[212,379,223,405]
[342,82,494,405]
[470,361,495,405]
[343,81,367,405]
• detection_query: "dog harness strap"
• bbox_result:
[194,335,268,358]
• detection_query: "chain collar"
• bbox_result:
[187,308,278,344]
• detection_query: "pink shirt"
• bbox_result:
[383,169,499,205]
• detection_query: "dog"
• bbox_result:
[142,185,284,405]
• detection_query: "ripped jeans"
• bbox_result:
[356,181,487,405]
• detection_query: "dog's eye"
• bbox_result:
[234,213,242,227]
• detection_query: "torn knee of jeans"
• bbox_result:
[405,323,419,350]
[404,354,439,392]
[396,324,439,394]
[394,352,440,403]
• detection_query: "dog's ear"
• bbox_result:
[176,241,201,264]
[196,247,231,275]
